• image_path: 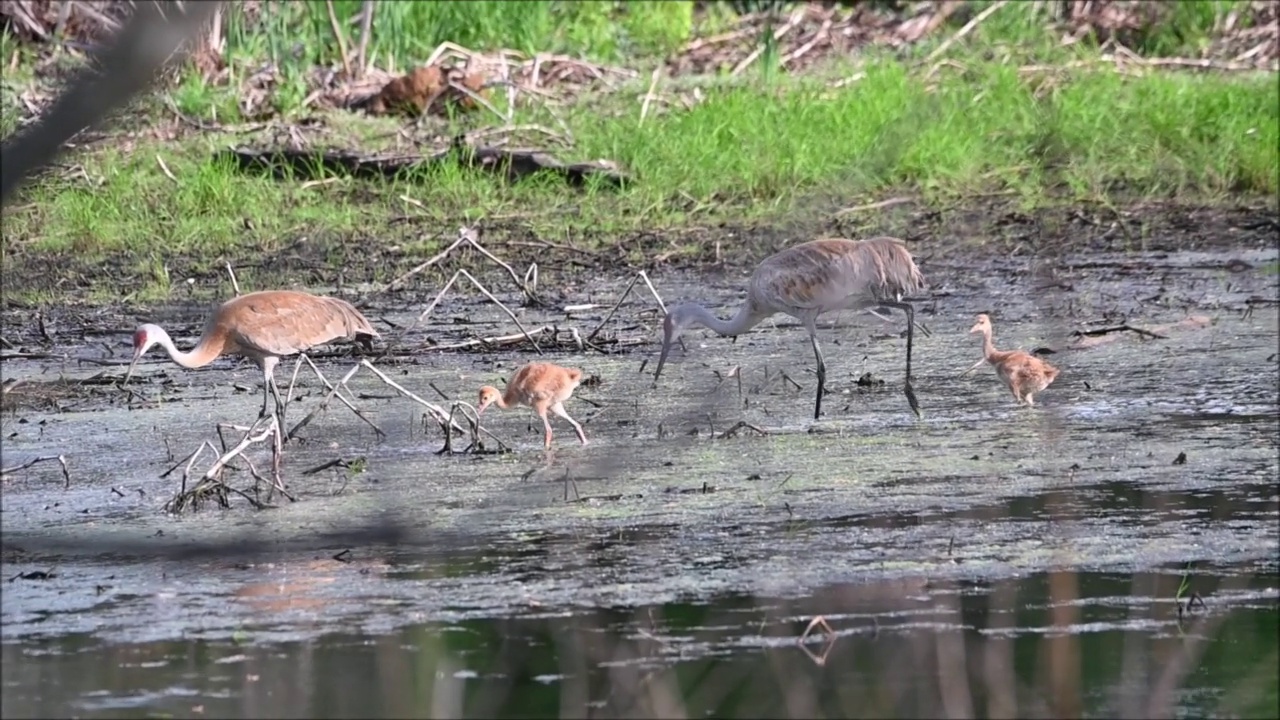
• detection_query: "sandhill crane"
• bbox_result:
[964,313,1060,406]
[477,362,589,449]
[653,237,927,420]
[124,290,379,419]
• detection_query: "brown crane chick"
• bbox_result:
[964,313,1059,406]
[477,362,588,449]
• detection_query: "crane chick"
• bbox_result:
[965,313,1059,406]
[477,362,589,449]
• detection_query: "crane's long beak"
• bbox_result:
[653,320,678,385]
[653,344,671,385]
[122,351,142,386]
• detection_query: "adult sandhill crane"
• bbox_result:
[964,313,1060,406]
[477,362,589,449]
[124,290,379,419]
[654,237,927,420]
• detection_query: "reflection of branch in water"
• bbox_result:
[1,1,223,204]
[798,615,837,667]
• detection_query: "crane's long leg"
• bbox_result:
[270,376,287,426]
[807,324,826,421]
[539,410,554,449]
[551,402,588,446]
[259,356,286,426]
[259,373,273,419]
[875,300,921,418]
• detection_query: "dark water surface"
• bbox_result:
[3,567,1277,719]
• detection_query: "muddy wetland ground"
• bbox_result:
[1,202,1277,718]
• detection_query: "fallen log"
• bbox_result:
[217,142,631,189]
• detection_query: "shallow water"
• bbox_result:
[2,568,1277,719]
[1,243,1277,718]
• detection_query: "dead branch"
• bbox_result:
[588,270,673,341]
[219,145,630,194]
[355,360,464,435]
[717,421,769,439]
[428,326,553,352]
[324,0,352,79]
[225,261,241,296]
[835,195,917,217]
[1,454,70,489]
[639,67,662,125]
[380,226,537,305]
[285,358,385,442]
[203,416,278,480]
[1074,324,1169,340]
[407,268,545,355]
[356,0,375,79]
[732,8,807,76]
[922,0,1010,66]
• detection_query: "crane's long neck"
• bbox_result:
[682,300,765,338]
[654,300,768,383]
[155,328,222,369]
[980,326,1000,362]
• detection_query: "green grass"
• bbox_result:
[1,1,1277,301]
[222,1,696,72]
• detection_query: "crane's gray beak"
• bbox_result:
[653,319,678,385]
[122,350,143,386]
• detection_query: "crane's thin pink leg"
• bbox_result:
[551,402,588,446]
[540,411,554,449]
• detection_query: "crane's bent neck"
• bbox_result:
[680,301,764,338]
[155,328,222,369]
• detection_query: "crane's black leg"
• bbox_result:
[808,329,826,420]
[877,300,921,418]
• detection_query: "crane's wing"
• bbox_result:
[752,237,926,314]
[750,239,874,313]
[219,291,378,357]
